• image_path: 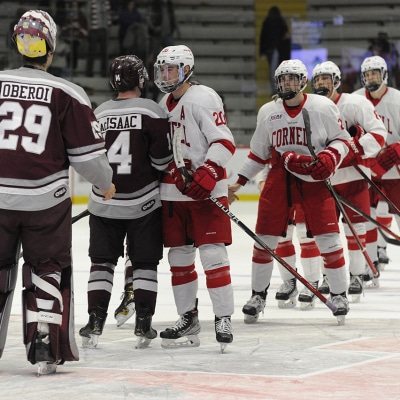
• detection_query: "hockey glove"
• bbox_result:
[341,137,365,167]
[310,148,340,180]
[282,151,314,175]
[371,143,400,177]
[184,161,224,200]
[348,125,365,139]
[168,161,187,193]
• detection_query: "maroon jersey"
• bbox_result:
[88,97,173,219]
[0,67,112,211]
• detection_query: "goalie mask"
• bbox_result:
[274,59,308,100]
[13,10,57,58]
[361,56,388,92]
[311,61,341,98]
[109,55,149,92]
[154,45,194,93]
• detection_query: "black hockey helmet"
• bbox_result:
[109,55,149,92]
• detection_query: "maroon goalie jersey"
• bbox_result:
[0,67,113,211]
[88,97,173,219]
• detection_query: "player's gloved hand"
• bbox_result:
[348,125,365,139]
[282,151,314,175]
[309,148,340,180]
[341,136,365,166]
[168,161,187,193]
[371,143,400,177]
[184,161,224,200]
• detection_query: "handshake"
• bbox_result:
[282,148,340,181]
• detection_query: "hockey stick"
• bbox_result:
[172,126,337,313]
[302,108,378,276]
[336,194,400,240]
[71,208,90,224]
[351,161,400,217]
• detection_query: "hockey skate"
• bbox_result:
[242,291,266,324]
[114,285,135,327]
[275,278,298,308]
[331,294,349,325]
[215,316,233,353]
[363,262,380,288]
[79,307,107,348]
[377,246,389,271]
[134,307,157,349]
[318,275,330,295]
[36,333,57,376]
[348,274,363,303]
[160,305,201,348]
[298,281,318,310]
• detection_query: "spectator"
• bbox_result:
[85,0,112,77]
[259,6,291,96]
[118,1,145,55]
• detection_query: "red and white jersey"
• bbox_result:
[0,67,112,211]
[238,93,350,183]
[159,84,235,201]
[353,87,400,180]
[330,92,387,185]
[89,97,173,219]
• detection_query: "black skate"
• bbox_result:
[275,278,298,308]
[36,333,57,376]
[242,289,267,324]
[348,274,363,303]
[215,316,233,353]
[298,281,318,310]
[160,302,200,348]
[114,285,135,327]
[377,246,389,271]
[134,307,157,349]
[363,262,380,288]
[79,307,107,348]
[319,275,330,295]
[331,293,349,325]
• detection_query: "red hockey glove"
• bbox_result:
[282,151,314,175]
[348,125,365,139]
[168,161,187,193]
[341,137,365,167]
[184,161,224,200]
[372,143,400,176]
[310,148,340,180]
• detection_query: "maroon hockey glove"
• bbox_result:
[372,143,400,176]
[282,151,314,175]
[168,161,187,193]
[310,148,340,180]
[184,161,224,200]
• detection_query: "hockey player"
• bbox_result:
[154,45,235,351]
[311,61,387,301]
[0,10,115,375]
[79,55,172,349]
[229,59,351,325]
[353,55,400,284]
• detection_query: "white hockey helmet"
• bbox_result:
[360,56,388,92]
[154,45,195,93]
[274,59,308,100]
[311,61,341,96]
[13,9,57,58]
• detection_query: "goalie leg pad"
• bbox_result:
[0,264,18,359]
[22,263,79,365]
